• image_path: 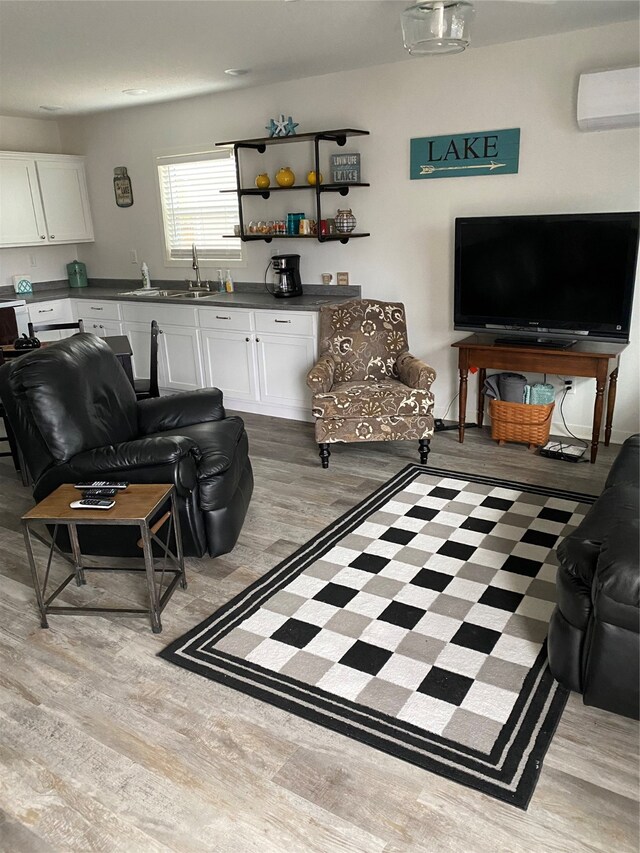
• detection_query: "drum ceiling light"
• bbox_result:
[401,1,474,56]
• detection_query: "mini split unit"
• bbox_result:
[577,66,640,131]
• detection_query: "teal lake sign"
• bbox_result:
[410,128,520,180]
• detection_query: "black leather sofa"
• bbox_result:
[548,435,639,719]
[0,333,253,558]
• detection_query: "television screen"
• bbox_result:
[454,212,639,343]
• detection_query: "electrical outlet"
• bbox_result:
[129,249,138,264]
[563,378,575,395]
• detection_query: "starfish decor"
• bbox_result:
[266,114,299,137]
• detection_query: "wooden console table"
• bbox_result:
[452,335,627,463]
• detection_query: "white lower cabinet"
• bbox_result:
[256,333,317,409]
[34,296,317,419]
[121,302,203,393]
[74,299,123,338]
[157,323,203,392]
[198,306,317,420]
[201,328,258,402]
[28,299,75,341]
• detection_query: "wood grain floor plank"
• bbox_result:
[0,417,636,852]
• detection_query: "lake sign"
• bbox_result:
[410,128,520,180]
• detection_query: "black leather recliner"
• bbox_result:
[0,333,253,558]
[548,434,639,719]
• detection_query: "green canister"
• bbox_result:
[67,260,88,288]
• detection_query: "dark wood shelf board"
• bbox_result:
[216,129,369,148]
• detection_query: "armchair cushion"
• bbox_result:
[138,388,225,435]
[312,380,434,419]
[318,300,409,383]
[69,435,202,475]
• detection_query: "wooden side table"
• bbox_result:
[21,484,186,633]
[451,335,627,463]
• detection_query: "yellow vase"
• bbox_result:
[275,166,295,187]
[255,173,270,189]
[306,170,323,186]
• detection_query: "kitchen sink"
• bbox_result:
[167,290,216,299]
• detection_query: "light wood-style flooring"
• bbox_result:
[0,416,638,853]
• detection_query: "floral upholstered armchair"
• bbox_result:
[306,299,436,468]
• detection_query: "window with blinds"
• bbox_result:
[156,148,242,263]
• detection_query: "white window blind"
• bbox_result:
[157,149,242,262]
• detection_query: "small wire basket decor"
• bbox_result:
[490,400,555,450]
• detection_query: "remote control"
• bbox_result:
[82,488,118,498]
[70,499,116,510]
[74,481,128,490]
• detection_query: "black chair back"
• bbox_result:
[27,319,85,337]
[135,319,160,400]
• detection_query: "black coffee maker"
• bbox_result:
[271,254,303,298]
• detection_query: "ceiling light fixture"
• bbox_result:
[122,88,149,96]
[224,68,250,77]
[401,1,474,56]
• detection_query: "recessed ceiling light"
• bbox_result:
[122,88,149,96]
[224,68,250,77]
[39,105,62,112]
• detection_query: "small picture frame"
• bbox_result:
[336,272,349,286]
[330,153,361,184]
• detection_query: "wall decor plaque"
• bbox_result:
[113,166,134,207]
[330,152,361,183]
[410,128,520,180]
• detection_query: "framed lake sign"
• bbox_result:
[410,128,520,180]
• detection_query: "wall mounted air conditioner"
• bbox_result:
[577,67,640,131]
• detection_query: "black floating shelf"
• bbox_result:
[224,232,370,245]
[216,128,369,149]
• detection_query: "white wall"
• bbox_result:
[0,114,81,285]
[60,22,640,442]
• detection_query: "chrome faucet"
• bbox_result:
[189,243,210,290]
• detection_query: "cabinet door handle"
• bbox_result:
[245,336,250,342]
[49,235,55,239]
[216,315,231,320]
[256,337,260,342]
[159,329,164,334]
[99,324,104,329]
[90,306,103,311]
[93,323,98,329]
[39,308,54,313]
[274,319,291,324]
[40,235,46,240]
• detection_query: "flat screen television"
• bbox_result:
[454,212,639,345]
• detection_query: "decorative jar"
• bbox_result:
[335,208,357,234]
[255,173,270,189]
[306,170,323,186]
[275,166,295,187]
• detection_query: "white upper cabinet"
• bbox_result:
[0,152,94,247]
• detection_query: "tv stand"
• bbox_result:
[452,334,627,463]
[495,336,576,350]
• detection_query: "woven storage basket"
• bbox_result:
[490,400,554,450]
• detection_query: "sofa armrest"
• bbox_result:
[138,388,225,435]
[306,353,336,393]
[396,352,436,390]
[33,436,200,502]
[69,435,202,474]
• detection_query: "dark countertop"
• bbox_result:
[1,285,356,312]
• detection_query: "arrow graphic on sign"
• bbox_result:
[419,161,506,175]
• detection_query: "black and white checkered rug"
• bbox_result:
[160,465,596,808]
